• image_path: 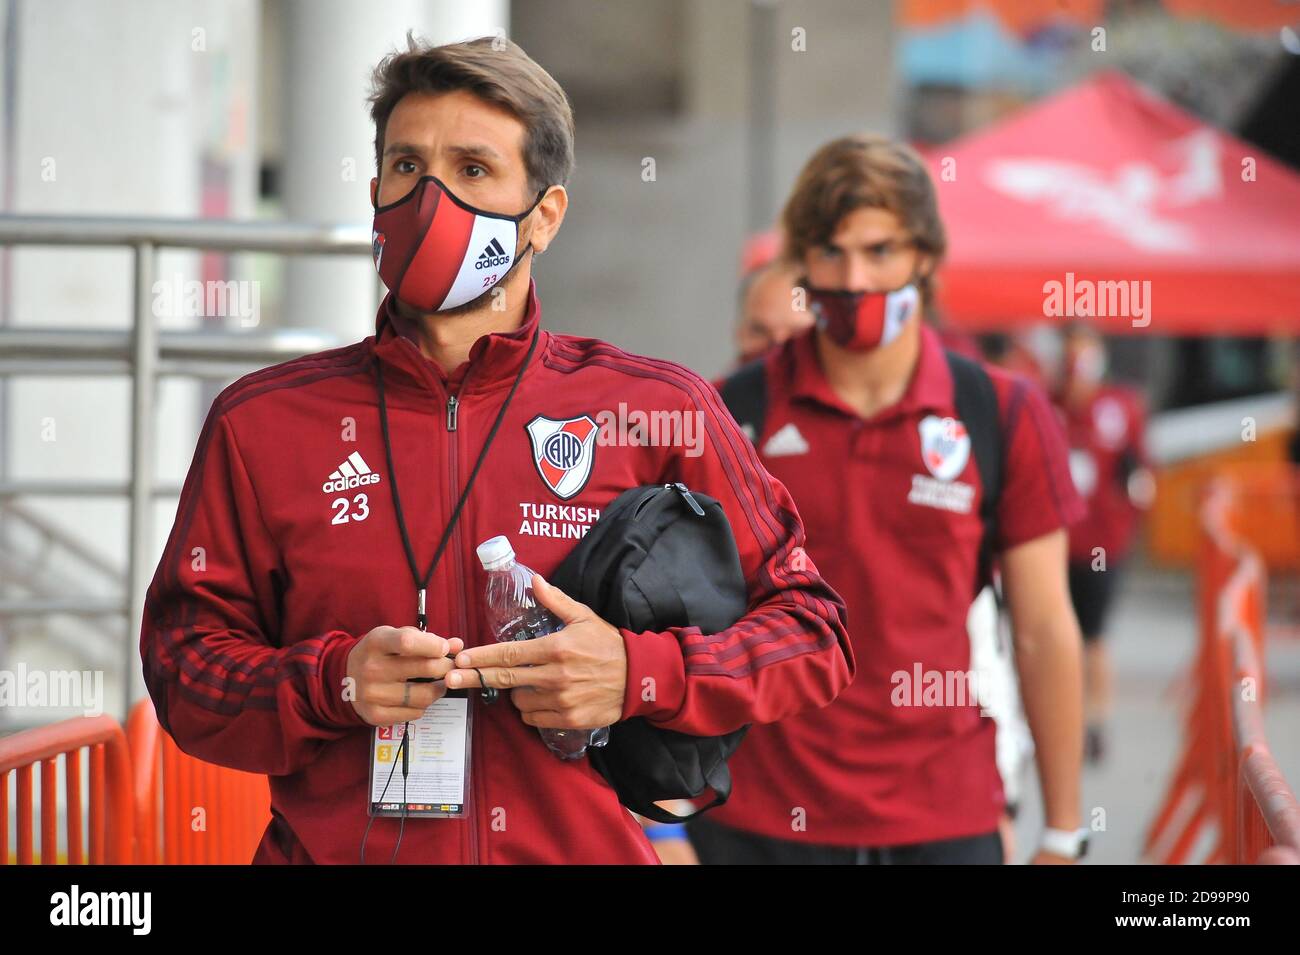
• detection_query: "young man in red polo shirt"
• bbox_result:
[692,134,1088,864]
[1056,322,1154,763]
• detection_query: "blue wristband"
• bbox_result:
[644,822,688,842]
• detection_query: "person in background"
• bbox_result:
[1055,322,1155,764]
[981,331,1048,388]
[694,134,1088,865]
[734,259,815,366]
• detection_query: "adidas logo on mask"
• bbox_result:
[476,237,510,270]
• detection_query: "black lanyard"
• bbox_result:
[364,328,537,865]
[374,327,539,644]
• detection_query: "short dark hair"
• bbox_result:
[368,33,576,196]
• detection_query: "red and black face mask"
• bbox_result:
[371,175,547,312]
[803,282,921,351]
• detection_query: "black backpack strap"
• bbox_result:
[632,755,736,825]
[718,358,768,444]
[945,350,1003,590]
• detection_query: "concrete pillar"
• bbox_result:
[280,0,510,341]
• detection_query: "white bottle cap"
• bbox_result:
[476,535,515,571]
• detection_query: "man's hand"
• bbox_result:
[447,575,626,730]
[346,626,465,726]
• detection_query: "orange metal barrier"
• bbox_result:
[0,714,134,864]
[1144,477,1300,864]
[126,699,271,864]
[2,703,271,864]
[1219,465,1300,639]
[1146,429,1293,568]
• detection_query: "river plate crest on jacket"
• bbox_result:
[526,414,599,500]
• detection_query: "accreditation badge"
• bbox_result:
[368,689,474,818]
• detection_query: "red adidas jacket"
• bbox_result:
[139,278,853,864]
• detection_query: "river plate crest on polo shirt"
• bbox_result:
[910,414,975,514]
[525,414,598,500]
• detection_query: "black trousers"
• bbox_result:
[686,816,1004,865]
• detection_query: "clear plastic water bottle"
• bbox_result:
[476,535,611,760]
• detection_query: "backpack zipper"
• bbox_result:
[629,485,665,519]
[630,483,707,523]
[668,482,706,516]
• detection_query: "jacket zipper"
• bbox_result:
[445,387,482,866]
[389,335,483,863]
[449,389,486,867]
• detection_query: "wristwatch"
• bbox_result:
[1041,827,1090,859]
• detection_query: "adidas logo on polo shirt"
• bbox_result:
[322,451,381,493]
[476,238,509,270]
[761,422,810,457]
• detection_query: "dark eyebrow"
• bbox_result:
[824,236,906,252]
[383,141,427,158]
[381,141,505,164]
[444,143,505,163]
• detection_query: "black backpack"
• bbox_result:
[549,482,751,824]
[719,349,1004,591]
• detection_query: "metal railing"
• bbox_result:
[0,214,381,718]
[1144,473,1300,863]
[0,713,135,864]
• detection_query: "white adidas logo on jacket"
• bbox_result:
[321,451,382,493]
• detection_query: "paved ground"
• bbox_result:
[1011,566,1300,864]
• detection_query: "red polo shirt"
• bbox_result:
[708,324,1083,847]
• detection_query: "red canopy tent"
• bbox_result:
[929,71,1300,334]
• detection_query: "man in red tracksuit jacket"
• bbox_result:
[138,35,852,865]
